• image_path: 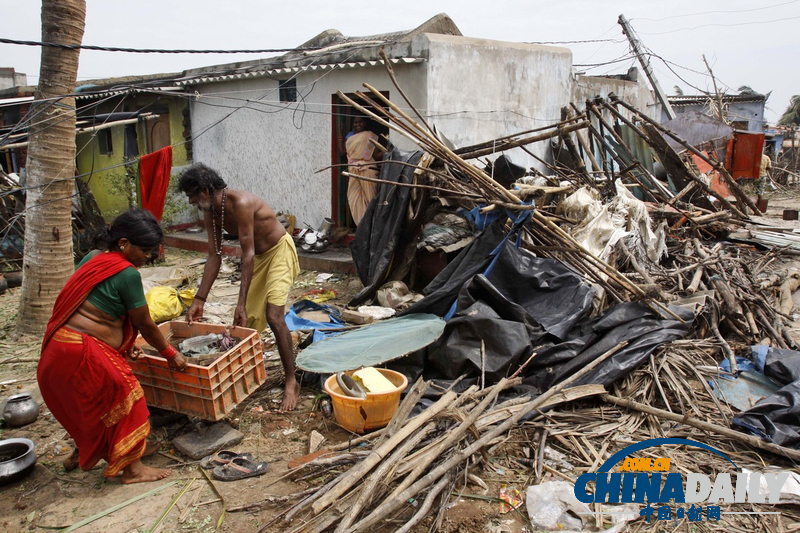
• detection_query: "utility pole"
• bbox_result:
[618,14,676,121]
[702,54,726,123]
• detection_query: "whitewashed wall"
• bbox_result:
[190,34,579,226]
[572,73,657,121]
[190,63,425,229]
[421,34,572,172]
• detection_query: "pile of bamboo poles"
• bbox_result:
[253,343,624,533]
[337,57,676,318]
[244,340,800,532]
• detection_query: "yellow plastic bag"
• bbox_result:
[300,289,338,304]
[145,286,185,323]
[179,288,197,307]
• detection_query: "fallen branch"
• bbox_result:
[345,341,628,533]
[601,393,800,462]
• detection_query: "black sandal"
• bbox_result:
[199,450,253,470]
[212,456,269,481]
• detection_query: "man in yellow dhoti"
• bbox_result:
[179,164,301,412]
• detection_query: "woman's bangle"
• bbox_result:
[159,344,177,360]
[194,293,207,302]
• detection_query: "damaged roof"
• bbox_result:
[668,93,767,107]
[176,13,461,86]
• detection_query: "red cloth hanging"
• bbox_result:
[139,145,173,221]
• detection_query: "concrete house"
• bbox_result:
[664,93,767,132]
[71,76,192,220]
[180,14,655,230]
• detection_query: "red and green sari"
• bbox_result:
[38,252,150,478]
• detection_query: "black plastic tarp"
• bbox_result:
[522,302,694,392]
[349,146,423,306]
[390,224,693,395]
[732,346,800,449]
[733,380,800,449]
[762,347,800,385]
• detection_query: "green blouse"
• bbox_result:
[77,253,147,318]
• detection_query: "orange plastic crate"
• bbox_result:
[131,321,266,421]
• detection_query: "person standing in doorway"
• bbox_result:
[338,114,386,225]
[178,164,301,412]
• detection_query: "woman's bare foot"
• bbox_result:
[120,460,171,484]
[63,449,79,472]
[279,378,301,413]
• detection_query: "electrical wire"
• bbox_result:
[0,37,321,54]
[174,88,565,124]
[1,92,124,146]
[523,38,625,45]
[1,46,357,200]
[632,0,799,22]
[638,14,800,35]
[1,40,392,145]
[574,53,637,68]
[2,34,616,205]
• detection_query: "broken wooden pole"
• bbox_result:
[610,94,760,216]
[601,393,800,462]
[559,125,592,185]
[455,115,584,157]
[569,102,606,178]
[457,121,589,160]
[559,106,593,185]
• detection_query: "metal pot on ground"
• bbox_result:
[0,438,37,485]
[2,393,40,427]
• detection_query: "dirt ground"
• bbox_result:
[0,247,510,533]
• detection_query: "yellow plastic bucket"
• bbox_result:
[323,369,408,434]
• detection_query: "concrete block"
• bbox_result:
[172,421,243,460]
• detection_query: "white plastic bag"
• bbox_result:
[526,481,589,531]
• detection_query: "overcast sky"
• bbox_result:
[2,0,798,123]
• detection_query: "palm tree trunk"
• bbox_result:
[16,0,86,336]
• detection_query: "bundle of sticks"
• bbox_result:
[256,342,622,533]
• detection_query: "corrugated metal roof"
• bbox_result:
[75,86,183,101]
[668,94,766,107]
[177,57,424,87]
[0,96,35,107]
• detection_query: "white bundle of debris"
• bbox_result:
[563,180,666,265]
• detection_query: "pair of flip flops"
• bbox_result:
[199,450,269,481]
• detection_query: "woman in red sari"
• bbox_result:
[38,209,188,484]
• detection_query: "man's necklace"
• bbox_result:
[211,188,227,256]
